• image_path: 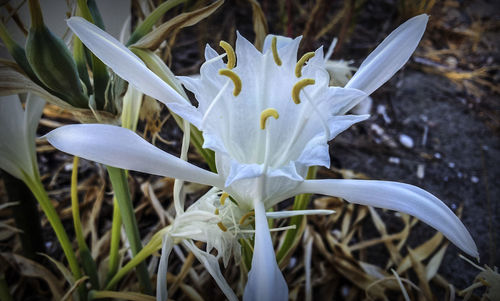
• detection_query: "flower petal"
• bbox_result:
[157,234,173,301]
[294,179,478,257]
[345,14,428,95]
[67,17,201,126]
[266,209,335,219]
[45,124,222,187]
[183,240,238,301]
[244,200,288,301]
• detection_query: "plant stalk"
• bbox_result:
[105,166,152,294]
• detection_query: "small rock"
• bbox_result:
[421,125,429,146]
[371,123,385,135]
[448,162,455,168]
[64,163,73,172]
[434,152,442,159]
[388,157,400,164]
[417,164,425,179]
[376,104,391,124]
[288,257,297,269]
[399,134,414,148]
[471,176,479,183]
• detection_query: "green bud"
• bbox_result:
[26,0,88,108]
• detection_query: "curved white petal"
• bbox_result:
[266,209,335,219]
[67,17,201,127]
[0,94,44,181]
[45,124,222,187]
[183,240,238,301]
[294,179,478,257]
[244,200,288,301]
[345,14,428,95]
[157,234,173,301]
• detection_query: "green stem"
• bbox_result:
[105,166,152,294]
[28,0,44,29]
[71,157,100,289]
[22,174,83,296]
[106,197,122,281]
[89,290,155,301]
[106,230,165,290]
[276,166,317,264]
[0,273,13,301]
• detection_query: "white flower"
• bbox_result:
[46,14,478,300]
[156,188,245,301]
[0,94,45,182]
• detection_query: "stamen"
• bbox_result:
[292,78,315,104]
[295,52,315,77]
[219,41,236,69]
[217,222,227,232]
[260,108,279,130]
[214,208,219,215]
[271,36,282,66]
[239,211,255,225]
[220,192,229,205]
[219,69,242,96]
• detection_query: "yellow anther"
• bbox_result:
[219,69,242,96]
[260,108,279,130]
[239,211,255,225]
[292,78,315,104]
[214,208,219,215]
[217,222,227,232]
[219,40,236,69]
[271,36,282,66]
[220,192,229,205]
[295,52,315,77]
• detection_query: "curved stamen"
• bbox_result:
[271,36,282,66]
[217,222,227,232]
[214,208,219,215]
[219,69,242,96]
[219,41,236,69]
[292,78,315,104]
[295,52,315,77]
[220,192,229,205]
[260,108,279,130]
[239,211,255,225]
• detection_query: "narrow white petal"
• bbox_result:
[67,17,200,126]
[294,179,478,257]
[45,124,222,187]
[157,235,173,301]
[266,209,335,219]
[183,240,238,301]
[244,201,288,301]
[345,14,428,95]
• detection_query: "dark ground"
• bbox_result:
[328,0,500,292]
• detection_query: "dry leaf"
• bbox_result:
[132,0,224,50]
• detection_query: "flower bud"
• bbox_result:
[25,0,88,108]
